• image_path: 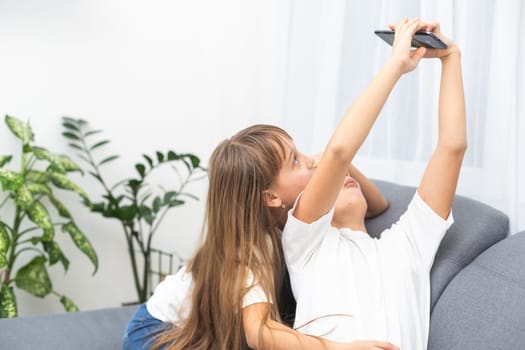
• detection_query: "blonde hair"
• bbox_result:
[152,125,292,350]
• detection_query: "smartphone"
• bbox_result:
[374,30,448,49]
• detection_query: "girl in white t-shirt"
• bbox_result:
[272,20,466,349]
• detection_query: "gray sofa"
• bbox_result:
[1,180,522,350]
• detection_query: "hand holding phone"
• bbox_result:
[375,30,448,49]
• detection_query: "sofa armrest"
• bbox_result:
[428,231,525,349]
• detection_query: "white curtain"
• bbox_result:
[282,0,525,233]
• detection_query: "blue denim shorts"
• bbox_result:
[122,303,167,350]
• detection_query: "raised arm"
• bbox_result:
[416,23,467,219]
[311,153,388,218]
[243,303,398,350]
[347,164,389,218]
[294,18,426,223]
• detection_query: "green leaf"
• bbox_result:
[15,256,52,298]
[26,170,50,184]
[187,154,200,168]
[163,191,177,204]
[61,132,80,141]
[62,222,98,273]
[14,185,34,209]
[89,140,110,151]
[143,154,153,168]
[62,121,80,132]
[30,147,83,174]
[138,206,154,225]
[26,201,54,241]
[50,173,89,202]
[116,205,137,222]
[152,196,162,213]
[43,241,70,271]
[60,295,79,312]
[168,199,185,208]
[67,143,83,151]
[0,168,23,191]
[135,163,146,178]
[84,130,102,137]
[5,115,33,144]
[48,193,72,218]
[0,155,12,167]
[156,151,164,163]
[0,284,18,318]
[167,150,177,161]
[27,183,51,196]
[98,155,119,166]
[0,223,11,269]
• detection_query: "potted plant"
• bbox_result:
[62,117,205,303]
[0,115,98,318]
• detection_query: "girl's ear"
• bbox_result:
[263,190,283,208]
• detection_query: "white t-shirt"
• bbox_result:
[282,192,453,349]
[147,265,269,324]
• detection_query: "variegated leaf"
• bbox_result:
[0,168,23,191]
[26,201,54,242]
[15,256,52,298]
[0,155,12,168]
[62,221,98,273]
[14,185,34,209]
[43,241,69,271]
[27,183,52,196]
[0,284,17,318]
[0,223,11,269]
[48,193,71,218]
[29,146,82,174]
[60,295,79,312]
[26,170,51,184]
[5,115,33,144]
[50,173,89,202]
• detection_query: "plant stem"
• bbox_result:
[124,225,143,302]
[13,247,44,260]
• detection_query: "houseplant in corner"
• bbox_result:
[0,115,98,318]
[61,117,205,303]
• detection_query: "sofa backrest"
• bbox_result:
[0,305,136,350]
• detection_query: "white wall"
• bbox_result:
[0,0,290,315]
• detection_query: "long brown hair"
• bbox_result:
[152,125,292,350]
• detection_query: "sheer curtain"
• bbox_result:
[282,0,525,233]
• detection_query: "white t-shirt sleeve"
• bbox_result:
[243,270,270,307]
[381,191,454,269]
[281,194,334,272]
[147,266,270,324]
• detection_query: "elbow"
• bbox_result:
[325,143,354,165]
[366,198,389,218]
[245,323,262,350]
[437,137,468,156]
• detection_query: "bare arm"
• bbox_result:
[347,164,389,218]
[294,18,427,224]
[243,303,398,350]
[416,23,467,219]
[311,153,388,218]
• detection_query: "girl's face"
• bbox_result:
[267,139,315,209]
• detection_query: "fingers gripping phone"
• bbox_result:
[374,30,448,49]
